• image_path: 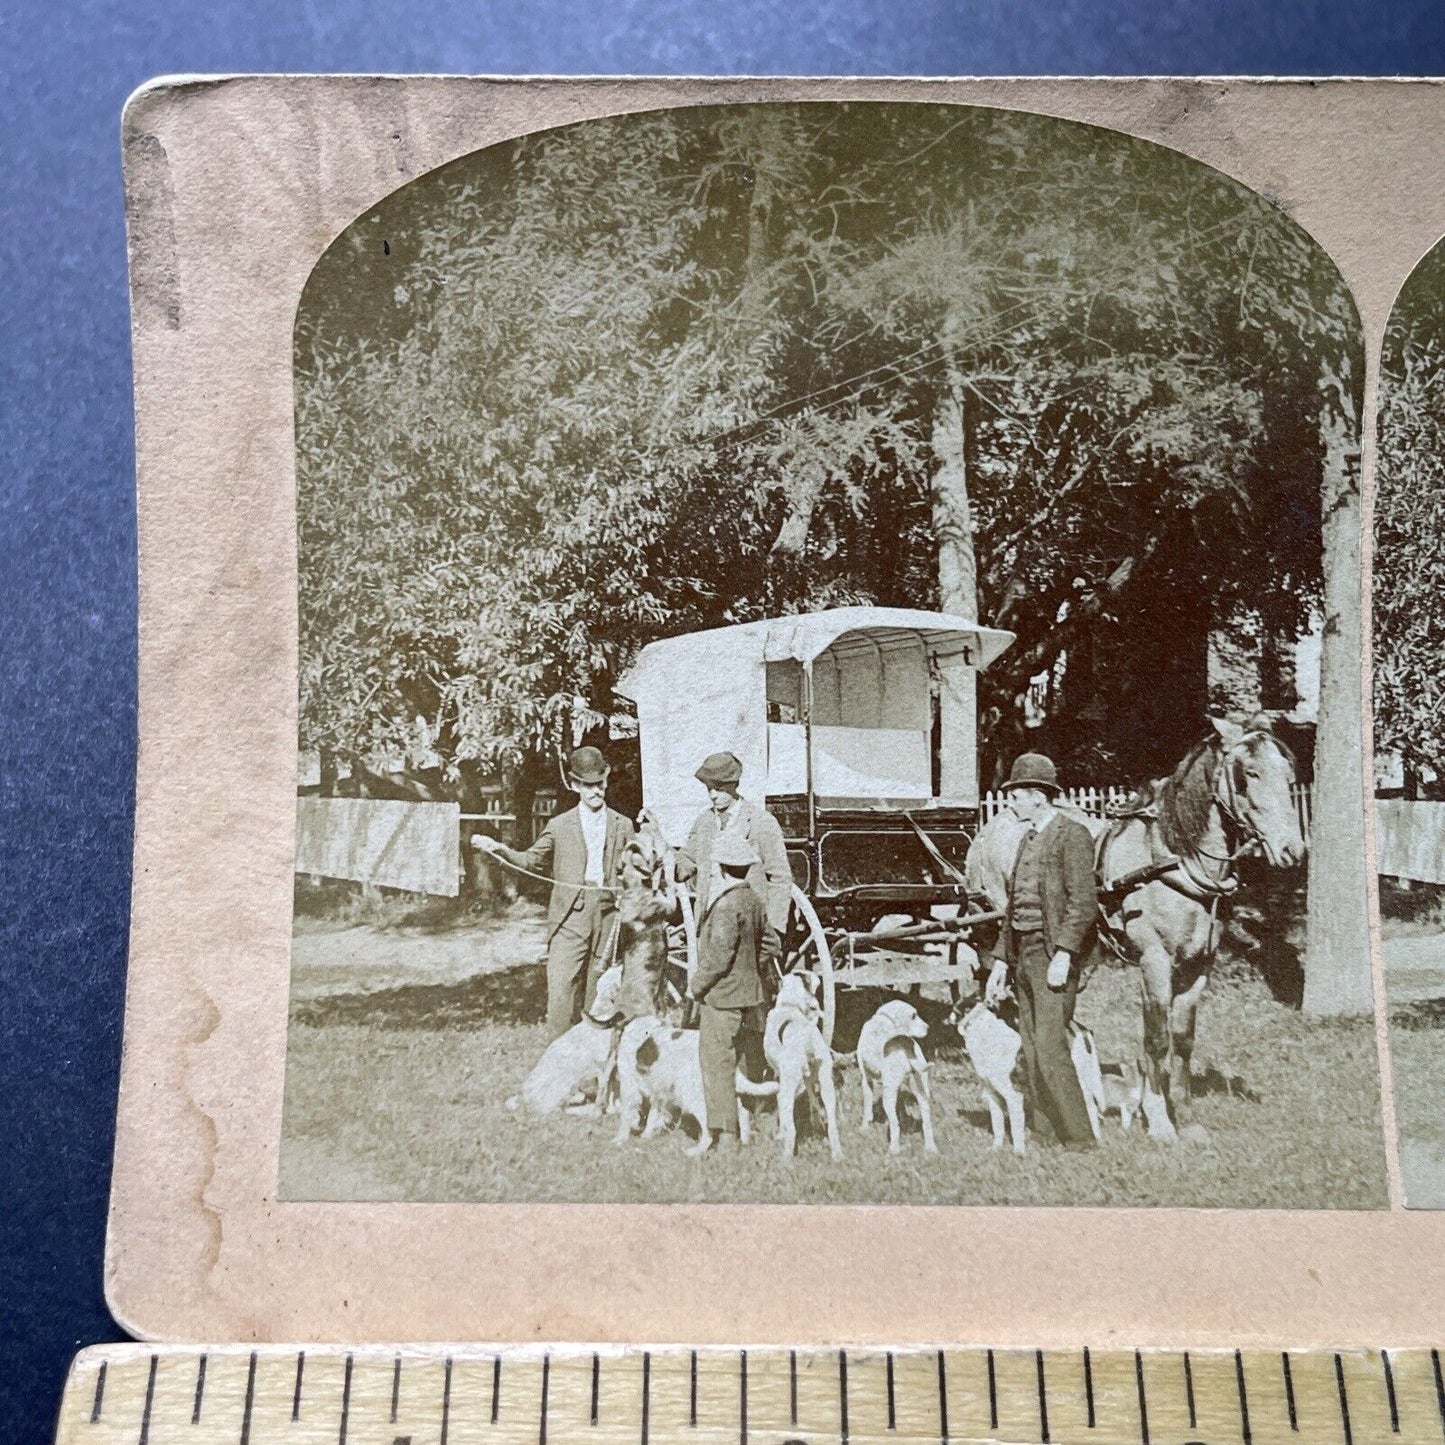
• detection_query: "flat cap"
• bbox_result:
[695,751,743,787]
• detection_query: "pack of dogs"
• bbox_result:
[508,837,1144,1157]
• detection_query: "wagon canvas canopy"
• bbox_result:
[616,607,1014,845]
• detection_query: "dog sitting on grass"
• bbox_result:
[507,965,626,1115]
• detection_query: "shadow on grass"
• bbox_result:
[1219,867,1307,1008]
[292,964,549,1030]
[1188,1061,1261,1103]
[1392,997,1445,1032]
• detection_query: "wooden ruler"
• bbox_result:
[52,1345,1445,1445]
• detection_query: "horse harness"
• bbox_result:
[1092,731,1282,966]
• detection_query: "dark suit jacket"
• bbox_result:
[497,805,633,941]
[1006,811,1098,961]
[692,881,776,1008]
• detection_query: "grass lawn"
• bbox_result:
[279,929,1387,1208]
[1390,1018,1445,1207]
[1378,880,1445,1206]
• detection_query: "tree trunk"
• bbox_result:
[1303,359,1373,1016]
[771,461,827,559]
[932,363,980,802]
[931,369,978,619]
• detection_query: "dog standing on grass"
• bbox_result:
[950,998,1125,1153]
[856,999,937,1155]
[612,1016,777,1154]
[764,972,843,1161]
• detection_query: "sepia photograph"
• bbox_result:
[1375,232,1445,1207]
[278,100,1386,1207]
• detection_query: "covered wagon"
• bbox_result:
[615,607,1016,1041]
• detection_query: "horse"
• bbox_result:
[1097,717,1303,1136]
[963,717,1304,1140]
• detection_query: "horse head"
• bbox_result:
[1210,716,1305,868]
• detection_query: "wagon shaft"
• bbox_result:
[836,954,981,991]
[843,908,1006,952]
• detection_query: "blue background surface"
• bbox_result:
[4,1,1444,1438]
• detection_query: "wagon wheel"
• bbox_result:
[781,884,836,1047]
[663,882,699,1021]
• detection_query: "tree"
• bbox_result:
[295,104,1365,1011]
[1375,237,1445,785]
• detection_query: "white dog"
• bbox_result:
[856,1000,937,1154]
[764,973,843,1161]
[953,1002,1029,1155]
[508,965,626,1114]
[952,1002,1113,1153]
[612,1016,776,1155]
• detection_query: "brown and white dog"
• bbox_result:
[1099,1059,1144,1131]
[612,1016,777,1155]
[614,832,679,1023]
[856,999,937,1154]
[765,973,843,1161]
[508,965,626,1114]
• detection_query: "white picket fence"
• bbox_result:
[980,782,1316,839]
[979,785,1132,824]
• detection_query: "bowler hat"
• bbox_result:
[713,832,760,870]
[695,751,743,787]
[1000,752,1061,795]
[567,746,609,784]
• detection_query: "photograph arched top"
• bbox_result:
[284,101,1385,1210]
[295,101,1363,788]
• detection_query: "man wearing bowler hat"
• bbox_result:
[475,746,634,1040]
[984,751,1098,1149]
[676,751,793,940]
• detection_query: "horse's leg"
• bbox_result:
[1171,972,1209,1108]
[1134,932,1178,1141]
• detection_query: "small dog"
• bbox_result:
[508,966,626,1114]
[856,1000,937,1154]
[612,1016,777,1155]
[950,1001,1113,1154]
[1099,1059,1143,1131]
[764,973,843,1161]
[1060,1029,1142,1135]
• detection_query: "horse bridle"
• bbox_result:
[1100,731,1283,907]
[1199,729,1294,864]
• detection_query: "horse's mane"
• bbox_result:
[1155,737,1223,855]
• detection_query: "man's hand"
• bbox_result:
[473,833,503,855]
[1047,950,1072,989]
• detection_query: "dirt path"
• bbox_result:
[290,910,547,1002]
[1384,933,1445,1005]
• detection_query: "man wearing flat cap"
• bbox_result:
[984,751,1098,1150]
[475,745,634,1040]
[676,750,793,940]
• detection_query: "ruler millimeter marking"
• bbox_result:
[55,1344,1445,1445]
